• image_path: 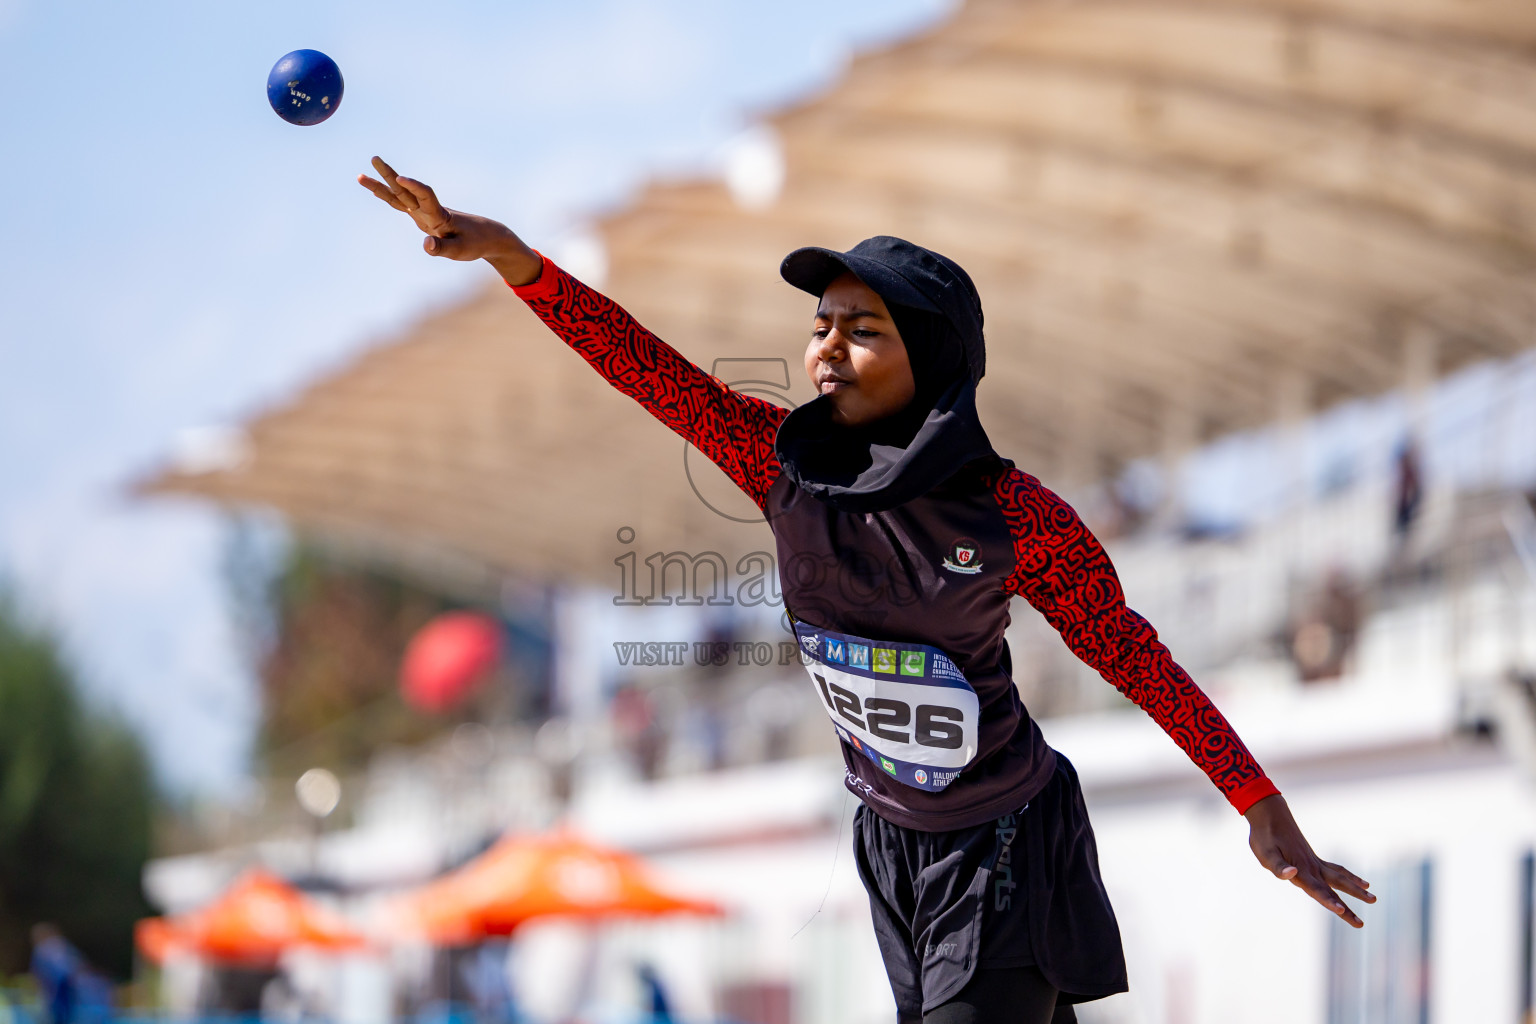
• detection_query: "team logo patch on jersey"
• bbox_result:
[825,638,846,664]
[914,769,928,785]
[942,537,983,575]
[900,651,926,676]
[872,648,898,674]
[848,643,870,669]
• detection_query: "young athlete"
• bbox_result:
[359,157,1375,1023]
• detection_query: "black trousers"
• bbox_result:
[912,966,1076,1023]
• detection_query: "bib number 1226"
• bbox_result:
[794,620,979,792]
[812,673,964,749]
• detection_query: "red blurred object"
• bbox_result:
[135,870,369,966]
[400,611,503,712]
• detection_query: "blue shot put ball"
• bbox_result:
[267,49,344,125]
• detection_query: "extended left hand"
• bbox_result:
[1245,794,1375,927]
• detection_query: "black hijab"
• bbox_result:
[773,237,996,514]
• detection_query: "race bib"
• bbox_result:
[793,619,979,792]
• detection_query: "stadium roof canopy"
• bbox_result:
[145,0,1536,590]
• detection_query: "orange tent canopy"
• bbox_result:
[393,831,722,944]
[136,869,369,966]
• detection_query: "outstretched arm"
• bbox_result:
[990,465,1375,926]
[358,157,786,511]
[509,254,786,512]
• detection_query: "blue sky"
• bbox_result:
[0,0,954,793]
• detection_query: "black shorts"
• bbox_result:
[852,750,1128,1017]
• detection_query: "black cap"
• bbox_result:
[779,235,986,382]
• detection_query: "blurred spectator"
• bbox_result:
[259,972,303,1024]
[611,682,666,780]
[693,616,739,771]
[1394,437,1424,539]
[743,682,803,763]
[201,965,276,1018]
[1086,467,1159,540]
[459,942,517,1023]
[636,963,674,1024]
[30,924,77,1024]
[28,925,110,1024]
[1289,569,1362,682]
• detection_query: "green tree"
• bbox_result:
[0,590,154,979]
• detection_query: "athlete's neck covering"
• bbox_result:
[773,236,995,513]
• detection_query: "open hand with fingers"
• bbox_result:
[357,156,543,286]
[1245,794,1375,927]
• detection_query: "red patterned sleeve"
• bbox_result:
[510,253,786,511]
[989,465,1280,814]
